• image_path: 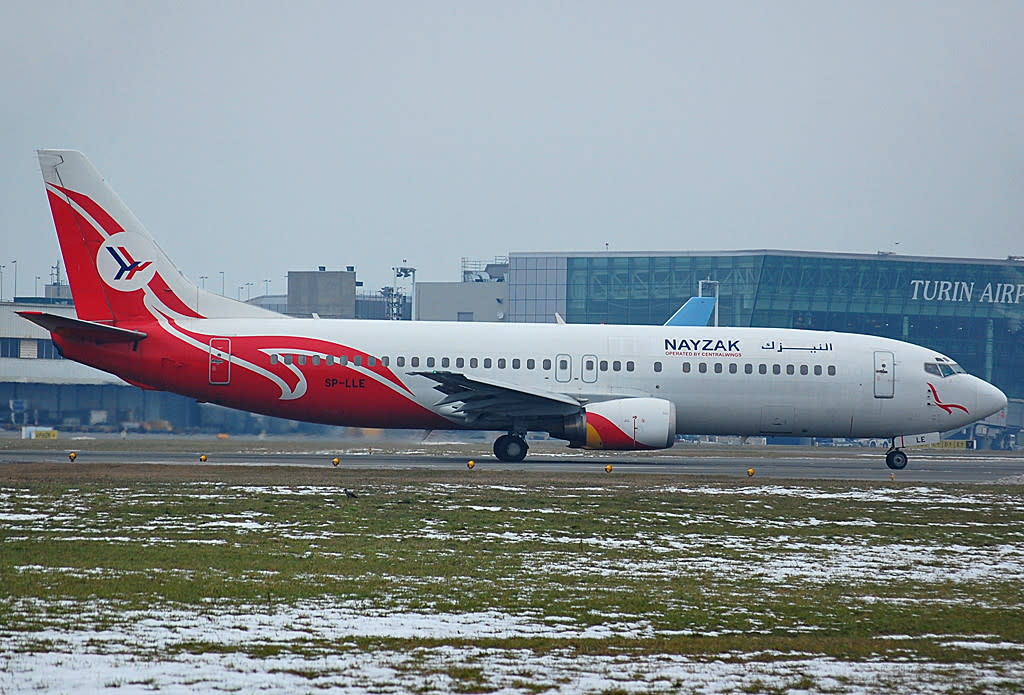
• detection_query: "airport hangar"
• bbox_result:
[2,250,1021,448]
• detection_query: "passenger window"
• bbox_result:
[729,363,737,374]
[800,364,808,375]
[600,360,609,371]
[354,356,362,367]
[714,363,722,374]
[682,362,691,373]
[626,361,635,372]
[368,356,376,367]
[426,357,435,368]
[512,358,521,369]
[497,358,506,369]
[526,358,535,369]
[456,357,465,368]
[284,354,292,365]
[396,356,405,367]
[326,355,334,365]
[298,355,307,365]
[558,358,568,370]
[339,355,348,366]
[410,357,419,367]
[470,358,479,368]
[441,357,450,368]
[270,354,279,364]
[828,365,836,376]
[744,363,753,374]
[312,355,321,366]
[786,364,794,375]
[698,362,708,374]
[584,359,594,371]
[542,358,552,370]
[484,358,493,369]
[772,364,781,375]
[814,365,822,376]
[759,364,767,375]
[654,361,662,373]
[382,356,390,367]
[612,360,621,372]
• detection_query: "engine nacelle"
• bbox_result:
[556,397,676,450]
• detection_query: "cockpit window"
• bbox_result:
[925,362,965,378]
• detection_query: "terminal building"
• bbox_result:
[506,250,1024,393]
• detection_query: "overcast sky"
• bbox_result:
[1,1,1022,298]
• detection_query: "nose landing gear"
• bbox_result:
[885,446,908,470]
[493,433,529,462]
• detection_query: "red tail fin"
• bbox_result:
[37,150,277,323]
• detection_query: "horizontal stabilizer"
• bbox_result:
[17,311,148,344]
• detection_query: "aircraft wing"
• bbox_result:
[18,311,148,344]
[664,297,716,326]
[410,370,582,424]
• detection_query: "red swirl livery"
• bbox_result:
[20,151,1007,470]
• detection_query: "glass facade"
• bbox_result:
[508,255,567,323]
[509,251,1024,399]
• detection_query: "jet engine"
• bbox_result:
[555,397,677,450]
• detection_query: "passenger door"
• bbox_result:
[873,351,894,399]
[581,354,598,384]
[555,353,572,383]
[209,338,231,385]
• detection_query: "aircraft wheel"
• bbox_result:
[494,434,528,463]
[885,449,908,470]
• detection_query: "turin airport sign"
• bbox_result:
[910,280,1024,304]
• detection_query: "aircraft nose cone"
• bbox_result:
[976,380,1008,419]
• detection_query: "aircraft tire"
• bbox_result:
[885,449,908,470]
[494,434,528,463]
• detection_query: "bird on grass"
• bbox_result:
[343,488,358,499]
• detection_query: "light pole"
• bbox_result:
[10,260,16,300]
[199,275,208,289]
[0,265,5,302]
[219,271,225,296]
[245,282,254,300]
[393,263,416,320]
[34,276,40,296]
[264,279,270,296]
[698,278,720,327]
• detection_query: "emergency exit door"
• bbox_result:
[209,338,231,385]
[873,351,894,399]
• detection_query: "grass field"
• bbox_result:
[1,461,1022,694]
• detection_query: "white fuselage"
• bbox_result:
[166,317,1003,439]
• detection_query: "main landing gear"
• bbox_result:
[885,446,908,470]
[493,433,529,463]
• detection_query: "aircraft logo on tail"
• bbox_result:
[106,246,152,281]
[96,232,158,291]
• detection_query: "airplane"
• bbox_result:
[20,150,1008,470]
